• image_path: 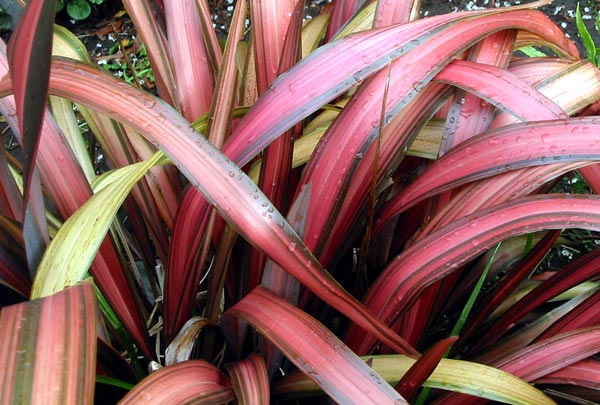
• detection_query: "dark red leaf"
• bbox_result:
[476,247,600,351]
[395,336,458,399]
[7,0,55,192]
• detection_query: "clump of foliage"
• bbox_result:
[3,0,600,403]
[56,0,105,21]
[100,41,155,89]
[0,5,11,30]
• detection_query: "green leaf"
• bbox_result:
[66,0,91,20]
[96,375,135,391]
[451,242,502,338]
[0,14,11,30]
[576,3,597,66]
[519,46,547,57]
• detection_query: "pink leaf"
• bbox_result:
[118,360,235,404]
[227,286,408,404]
[0,45,152,356]
[494,327,600,381]
[0,57,417,356]
[164,0,214,119]
[225,354,270,405]
[0,282,97,404]
[434,60,566,122]
[376,117,600,230]
[346,195,600,353]
[535,359,600,388]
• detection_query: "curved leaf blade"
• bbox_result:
[434,60,566,122]
[347,195,600,353]
[7,0,55,190]
[31,152,167,298]
[376,117,600,229]
[118,360,235,404]
[227,286,408,404]
[0,44,152,357]
[7,0,53,272]
[535,359,600,388]
[477,248,600,348]
[0,57,417,356]
[225,9,577,169]
[295,11,575,262]
[274,354,554,404]
[494,326,600,381]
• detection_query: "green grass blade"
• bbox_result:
[451,242,502,337]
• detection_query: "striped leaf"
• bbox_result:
[118,360,235,404]
[0,282,97,404]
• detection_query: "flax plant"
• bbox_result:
[2,0,600,403]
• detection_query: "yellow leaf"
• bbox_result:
[276,355,555,405]
[31,152,167,299]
